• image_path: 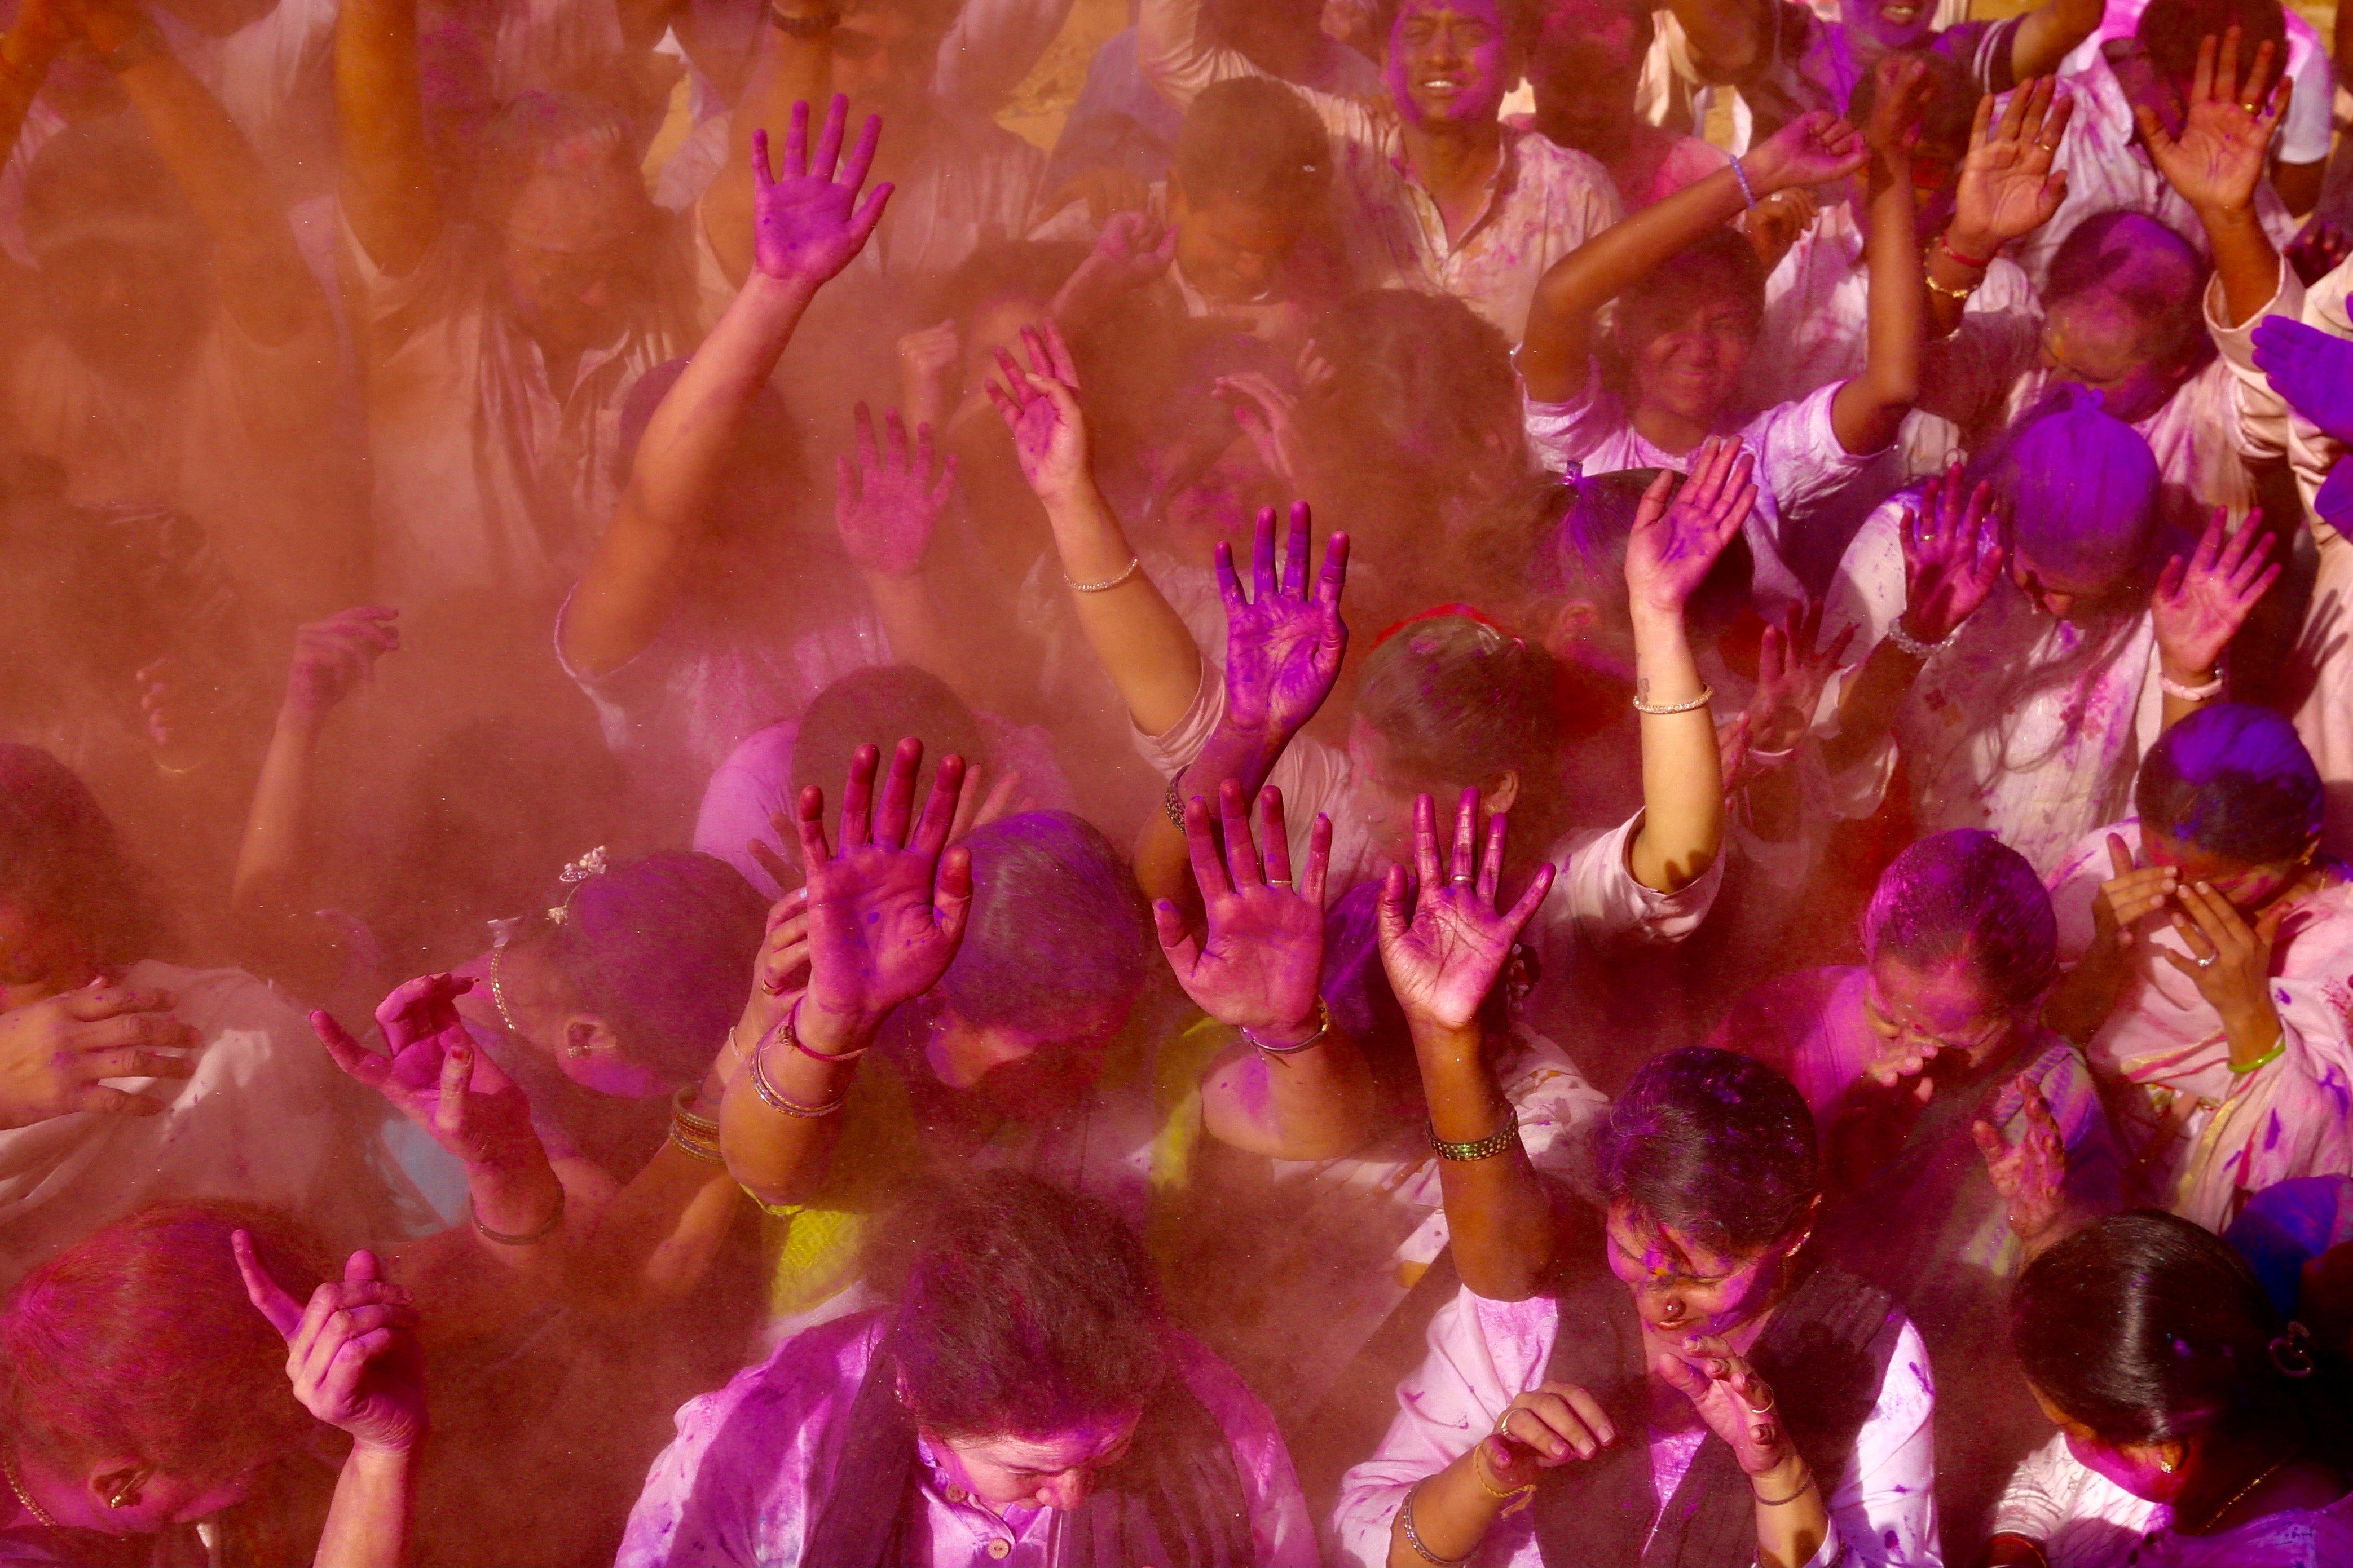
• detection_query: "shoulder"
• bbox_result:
[652,1311,886,1490]
[1166,1328,1288,1464]
[1508,128,1621,210]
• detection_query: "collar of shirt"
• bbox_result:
[1387,125,1522,260]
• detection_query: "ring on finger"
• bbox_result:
[1451,873,1476,886]
[2196,951,2218,970]
[1266,878,1293,889]
[1744,1385,1777,1415]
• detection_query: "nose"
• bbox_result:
[1037,1470,1091,1510]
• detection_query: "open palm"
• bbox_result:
[2152,506,2279,674]
[1222,502,1349,741]
[1953,77,2073,248]
[751,96,892,287]
[311,974,540,1173]
[835,402,957,577]
[1377,790,1556,1032]
[2136,28,2288,216]
[1157,782,1329,1037]
[1900,466,2006,644]
[985,321,1091,502]
[1626,437,1757,617]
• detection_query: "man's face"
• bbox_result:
[1838,0,1936,54]
[36,233,211,385]
[497,167,653,354]
[2039,232,2201,425]
[1384,0,1513,130]
[1529,9,1645,159]
[830,7,946,120]
[1170,187,1300,304]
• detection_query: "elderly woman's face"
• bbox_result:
[0,899,99,1011]
[930,1405,1144,1511]
[1864,953,2024,1075]
[1604,1202,1784,1347]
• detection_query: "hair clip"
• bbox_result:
[547,846,610,926]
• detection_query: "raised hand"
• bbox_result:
[1861,54,1932,158]
[1897,466,2006,646]
[236,1235,425,1457]
[750,96,892,288]
[2152,507,2279,679]
[1215,371,1308,488]
[1480,1381,1619,1489]
[1219,502,1349,742]
[1655,1333,1795,1478]
[1155,781,1330,1045]
[1746,599,1854,754]
[1087,205,1177,292]
[1739,109,1871,196]
[834,403,957,578]
[0,979,200,1129]
[1625,437,1757,617]
[1972,1074,2069,1244]
[2088,831,2179,956]
[312,975,544,1173]
[283,607,401,725]
[2161,877,2290,1034]
[2135,27,2289,219]
[896,318,962,430]
[1950,77,2074,254]
[2252,315,2353,447]
[984,320,1091,505]
[794,739,972,1054]
[1377,790,1557,1033]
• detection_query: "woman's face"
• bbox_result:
[66,1458,270,1536]
[1604,1201,1789,1347]
[930,1406,1144,1512]
[452,940,659,1098]
[928,992,1138,1119]
[1863,953,2027,1077]
[1152,431,1283,555]
[1345,718,1479,868]
[0,899,100,1012]
[2142,827,2310,915]
[2027,1383,2185,1504]
[1626,298,1756,430]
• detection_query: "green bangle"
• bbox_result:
[1430,1112,1519,1163]
[2229,1036,2288,1074]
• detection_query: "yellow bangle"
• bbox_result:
[1470,1439,1536,1515]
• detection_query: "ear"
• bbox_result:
[1546,599,1602,652]
[1483,770,1522,816]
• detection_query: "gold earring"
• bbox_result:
[105,1483,140,1509]
[2159,1457,2176,1475]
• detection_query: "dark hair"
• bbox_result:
[473,91,649,227]
[2136,0,2288,85]
[2135,703,2324,868]
[0,744,164,966]
[1861,829,2057,1010]
[1534,0,1655,56]
[2045,211,2211,373]
[531,852,769,1084]
[1520,467,1754,649]
[1847,48,1976,151]
[1173,78,1332,214]
[0,1204,329,1479]
[1609,228,1766,393]
[792,669,989,803]
[1373,0,1545,57]
[885,1173,1167,1439]
[924,240,1091,328]
[1595,1046,1820,1252]
[2015,1211,2310,1447]
[1357,615,1569,845]
[936,812,1151,1030]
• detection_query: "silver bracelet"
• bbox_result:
[1065,556,1140,593]
[1727,152,1758,209]
[1244,997,1332,1058]
[1884,616,1954,661]
[2160,667,2225,703]
[1632,682,1713,715]
[1398,1481,1471,1567]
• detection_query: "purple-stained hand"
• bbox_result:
[1220,502,1349,742]
[1624,436,1757,618]
[283,606,401,723]
[1898,465,2006,646]
[984,320,1091,503]
[312,975,543,1174]
[834,403,957,578]
[1376,789,1556,1034]
[2151,506,2279,677]
[750,96,892,288]
[1155,782,1330,1044]
[236,1236,425,1457]
[2253,315,2353,447]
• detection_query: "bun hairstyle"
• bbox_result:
[1596,1046,1821,1253]
[1861,830,2057,1012]
[2135,703,2325,871]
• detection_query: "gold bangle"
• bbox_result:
[668,1120,727,1165]
[672,1083,720,1139]
[1245,996,1332,1057]
[1469,1439,1536,1515]
[748,1032,847,1117]
[1064,556,1141,593]
[1924,272,1977,304]
[472,1191,565,1245]
[1430,1112,1520,1162]
[1631,682,1712,715]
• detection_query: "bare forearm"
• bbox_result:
[1417,1021,1557,1297]
[704,20,831,285]
[1041,484,1201,735]
[1386,1450,1508,1567]
[571,1144,742,1309]
[1200,1033,1375,1159]
[1523,166,1751,400]
[1831,161,1923,456]
[1822,638,1925,775]
[2043,944,2128,1044]
[336,0,439,277]
[231,706,323,913]
[1751,1453,1832,1568]
[718,1004,866,1207]
[1628,603,1724,893]
[1135,721,1288,911]
[2011,0,2103,78]
[315,1444,415,1568]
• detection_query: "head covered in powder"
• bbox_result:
[933,811,1152,1036]
[1983,386,2162,600]
[1863,829,2058,1014]
[1596,1045,1821,1254]
[2135,703,2324,871]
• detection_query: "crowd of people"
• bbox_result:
[9,0,2353,1559]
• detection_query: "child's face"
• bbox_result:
[1626,297,1756,428]
[1171,189,1299,306]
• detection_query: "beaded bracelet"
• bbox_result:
[1632,682,1712,715]
[2160,668,2226,703]
[1726,152,1757,210]
[1430,1112,1521,1163]
[1163,768,1190,831]
[1065,556,1142,593]
[1398,1481,1470,1567]
[1885,616,1954,661]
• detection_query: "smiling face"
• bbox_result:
[929,1407,1144,1511]
[1604,1202,1792,1347]
[1384,0,1514,129]
[1838,0,1935,52]
[1624,295,1757,430]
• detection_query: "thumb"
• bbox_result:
[1651,1350,1709,1401]
[311,1009,387,1088]
[1969,1118,2008,1164]
[1153,898,1204,974]
[344,1249,382,1287]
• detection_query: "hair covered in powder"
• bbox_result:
[1594,1046,1819,1252]
[1862,829,2057,1011]
[2134,703,2324,868]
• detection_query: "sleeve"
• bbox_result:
[691,720,799,899]
[1522,362,1624,475]
[1986,1432,2092,1548]
[1330,1289,1558,1568]
[1499,1035,1612,1205]
[2189,943,2353,1226]
[1171,1335,1321,1568]
[2290,252,2353,526]
[935,0,1078,112]
[1131,663,1355,870]
[2277,24,2336,166]
[1810,1317,1940,1568]
[2026,1044,2126,1221]
[616,1385,778,1568]
[1744,381,1896,575]
[1802,497,1912,822]
[2201,254,2306,465]
[1547,811,1726,947]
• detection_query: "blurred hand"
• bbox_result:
[2252,315,2353,446]
[236,1236,425,1458]
[1897,466,2006,646]
[984,320,1092,504]
[1862,55,1931,158]
[2151,507,2279,678]
[2286,217,2352,286]
[1972,1074,2069,1244]
[1746,599,1853,754]
[1085,205,1176,292]
[1219,502,1349,742]
[1739,186,1818,272]
[749,96,892,288]
[1949,77,2073,255]
[834,403,957,579]
[283,607,400,725]
[793,739,973,1053]
[2087,831,2178,956]
[134,655,239,761]
[1624,436,1757,618]
[0,979,200,1129]
[311,975,543,1173]
[1740,109,1870,195]
[1215,371,1307,488]
[1157,782,1329,1043]
[896,318,961,430]
[1376,790,1556,1034]
[2135,27,2288,218]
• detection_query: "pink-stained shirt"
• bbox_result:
[1329,1285,1940,1568]
[1525,372,1889,609]
[615,1313,1317,1568]
[2277,259,2353,859]
[2047,821,2353,1230]
[1993,1432,2353,1567]
[2057,0,2334,168]
[1137,0,1624,342]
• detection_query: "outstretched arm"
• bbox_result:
[336,0,439,278]
[1829,57,1928,457]
[2138,28,2290,326]
[1519,112,1869,401]
[1932,80,2073,339]
[565,100,890,679]
[2010,0,2105,80]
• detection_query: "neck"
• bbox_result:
[1400,114,1502,195]
[1629,400,1715,455]
[2176,1433,2302,1534]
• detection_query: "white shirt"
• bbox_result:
[2058,0,2335,167]
[1330,1284,1940,1568]
[1993,1433,2353,1567]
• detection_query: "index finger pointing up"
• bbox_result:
[233,1230,306,1340]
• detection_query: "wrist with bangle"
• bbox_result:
[2160,660,2226,703]
[746,998,865,1118]
[1885,612,1954,661]
[1244,996,1331,1061]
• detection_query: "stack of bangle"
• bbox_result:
[747,1002,853,1118]
[669,1084,726,1165]
[1245,997,1332,1059]
[1398,1481,1469,1566]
